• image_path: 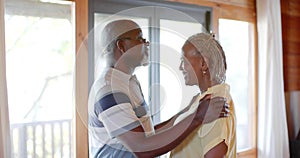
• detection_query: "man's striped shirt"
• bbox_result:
[88,68,154,157]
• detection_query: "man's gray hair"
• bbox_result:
[99,19,140,67]
[186,33,227,83]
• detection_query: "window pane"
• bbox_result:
[5,1,75,157]
[219,19,255,151]
[159,19,205,122]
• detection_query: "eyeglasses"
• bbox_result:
[117,37,147,43]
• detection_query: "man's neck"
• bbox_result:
[114,62,135,75]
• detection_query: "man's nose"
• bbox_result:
[145,41,150,46]
[179,61,184,70]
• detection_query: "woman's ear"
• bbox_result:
[116,40,125,54]
[201,57,209,72]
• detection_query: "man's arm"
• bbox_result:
[117,96,228,158]
[154,94,204,132]
[153,103,191,133]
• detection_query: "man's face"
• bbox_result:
[179,42,202,86]
[118,28,149,67]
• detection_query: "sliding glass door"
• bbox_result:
[89,0,211,123]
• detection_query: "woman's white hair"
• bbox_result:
[186,33,227,83]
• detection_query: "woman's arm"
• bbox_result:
[117,96,228,158]
[204,140,228,158]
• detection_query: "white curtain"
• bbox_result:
[0,0,11,157]
[256,0,290,157]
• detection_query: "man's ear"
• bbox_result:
[116,40,125,54]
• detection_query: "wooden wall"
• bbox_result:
[75,0,89,157]
[281,0,300,141]
[281,0,300,91]
[170,0,255,16]
[170,0,256,36]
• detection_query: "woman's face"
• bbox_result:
[179,42,204,86]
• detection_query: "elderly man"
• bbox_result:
[88,19,228,158]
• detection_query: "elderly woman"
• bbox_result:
[170,33,236,158]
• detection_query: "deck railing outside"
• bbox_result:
[10,119,73,158]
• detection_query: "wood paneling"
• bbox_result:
[281,0,300,91]
[171,0,254,8]
[237,148,257,158]
[75,0,89,157]
[282,40,300,55]
[284,68,300,91]
[170,0,256,38]
[281,0,300,17]
[282,16,300,43]
[283,53,300,68]
[217,3,255,22]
